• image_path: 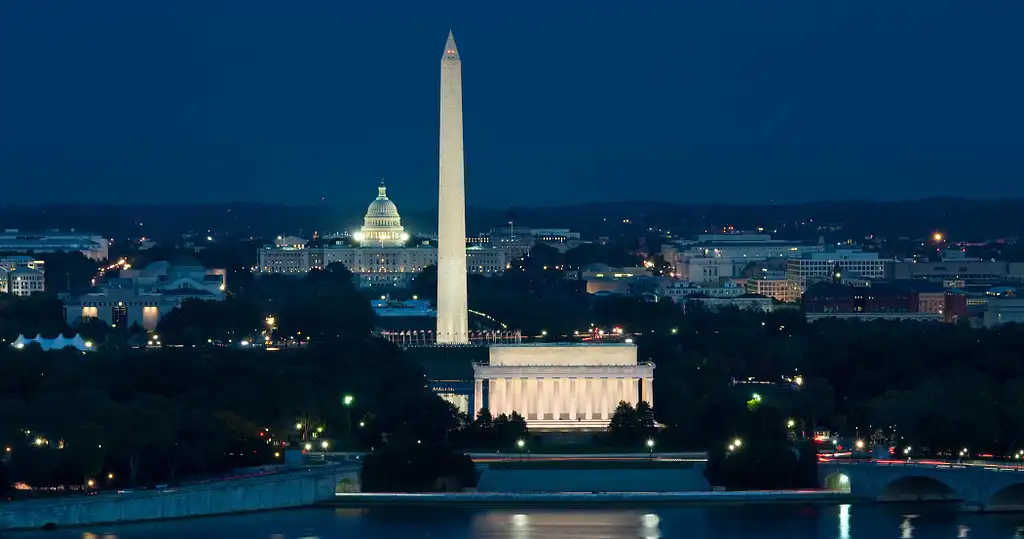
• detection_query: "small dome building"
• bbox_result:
[355,179,409,247]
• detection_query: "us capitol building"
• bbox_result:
[257,180,510,287]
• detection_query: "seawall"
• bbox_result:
[327,490,854,507]
[477,467,711,492]
[0,466,359,532]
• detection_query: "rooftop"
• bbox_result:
[488,342,637,349]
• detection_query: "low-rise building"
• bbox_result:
[803,281,918,314]
[661,233,824,279]
[0,229,109,260]
[801,280,966,323]
[745,276,802,303]
[684,296,779,312]
[660,280,746,302]
[0,256,46,296]
[983,297,1024,328]
[62,257,226,330]
[581,264,658,295]
[0,255,45,272]
[891,260,1024,283]
[660,234,825,285]
[787,249,887,289]
[0,266,45,296]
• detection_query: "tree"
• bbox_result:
[609,401,638,446]
[40,251,100,295]
[609,401,657,448]
[491,412,529,450]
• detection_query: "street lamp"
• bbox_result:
[265,316,275,343]
[343,395,354,443]
[646,438,655,462]
[517,439,525,460]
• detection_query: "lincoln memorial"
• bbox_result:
[472,343,655,430]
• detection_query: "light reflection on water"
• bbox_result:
[838,503,850,539]
[10,504,1024,539]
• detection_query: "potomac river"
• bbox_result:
[10,504,1024,539]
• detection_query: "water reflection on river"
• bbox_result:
[13,504,1024,538]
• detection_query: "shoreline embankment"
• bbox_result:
[325,489,856,508]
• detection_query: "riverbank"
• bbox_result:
[0,466,359,532]
[324,489,856,508]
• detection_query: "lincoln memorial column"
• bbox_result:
[552,381,561,422]
[607,379,618,416]
[536,378,546,420]
[493,378,505,416]
[545,377,555,420]
[474,379,484,418]
[510,377,519,416]
[567,378,578,421]
[599,378,609,420]
[489,378,498,415]
[610,381,618,418]
[522,378,531,420]
[582,378,592,420]
[642,378,654,406]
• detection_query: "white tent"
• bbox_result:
[11,334,95,352]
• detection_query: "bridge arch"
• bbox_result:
[823,472,851,493]
[879,475,957,501]
[986,482,1024,510]
[336,476,360,494]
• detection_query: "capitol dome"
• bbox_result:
[355,180,409,247]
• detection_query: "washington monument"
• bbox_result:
[436,31,469,344]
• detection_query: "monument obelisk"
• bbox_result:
[436,31,469,344]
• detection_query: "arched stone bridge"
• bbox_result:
[820,460,1024,512]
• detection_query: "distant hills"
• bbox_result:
[1,197,1022,243]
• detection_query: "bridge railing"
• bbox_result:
[822,458,1024,472]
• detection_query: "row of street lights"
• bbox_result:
[513,438,658,461]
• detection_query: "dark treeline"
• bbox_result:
[0,341,456,493]
[3,197,1023,246]
[6,246,1024,492]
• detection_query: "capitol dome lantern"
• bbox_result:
[354,179,409,247]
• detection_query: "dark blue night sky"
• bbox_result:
[1,1,1021,207]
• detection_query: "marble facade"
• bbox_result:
[473,343,654,430]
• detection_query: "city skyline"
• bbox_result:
[0,1,1021,207]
